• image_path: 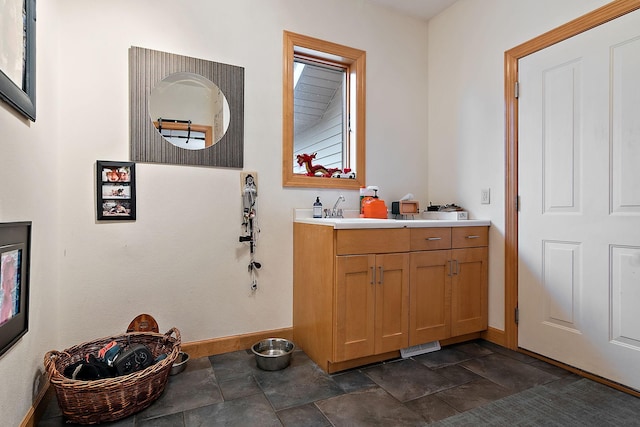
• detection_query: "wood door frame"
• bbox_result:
[504,0,640,350]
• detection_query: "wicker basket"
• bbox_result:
[44,327,181,425]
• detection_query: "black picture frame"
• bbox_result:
[0,0,36,121]
[96,161,136,221]
[0,222,31,358]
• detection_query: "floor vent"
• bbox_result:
[400,341,441,358]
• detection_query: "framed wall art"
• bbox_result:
[0,0,36,121]
[0,221,31,358]
[96,161,136,221]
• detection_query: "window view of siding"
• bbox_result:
[292,59,346,174]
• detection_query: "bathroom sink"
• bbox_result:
[316,217,385,222]
[295,216,490,229]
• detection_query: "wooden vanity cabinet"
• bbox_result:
[409,249,451,344]
[333,228,410,362]
[451,246,488,336]
[334,252,409,362]
[293,222,487,373]
[409,226,488,345]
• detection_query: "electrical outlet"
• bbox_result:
[481,188,490,204]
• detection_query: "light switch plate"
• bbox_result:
[481,188,490,204]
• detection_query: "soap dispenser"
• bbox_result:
[313,197,323,218]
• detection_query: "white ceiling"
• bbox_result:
[367,0,459,21]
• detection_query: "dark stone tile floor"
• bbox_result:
[38,339,633,426]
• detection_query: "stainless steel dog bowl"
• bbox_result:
[251,338,295,371]
[170,351,189,375]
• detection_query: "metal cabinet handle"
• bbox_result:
[426,237,441,241]
[466,235,480,239]
[378,266,384,284]
[448,260,460,276]
[370,266,375,284]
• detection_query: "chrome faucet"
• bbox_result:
[329,195,345,218]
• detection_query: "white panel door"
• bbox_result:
[518,9,640,390]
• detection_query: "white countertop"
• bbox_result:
[294,209,490,229]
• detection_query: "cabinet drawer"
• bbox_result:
[410,228,451,251]
[336,229,410,255]
[451,226,488,248]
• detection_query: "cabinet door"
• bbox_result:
[374,253,410,354]
[334,255,376,362]
[409,250,452,345]
[451,247,488,336]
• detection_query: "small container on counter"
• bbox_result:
[313,197,323,218]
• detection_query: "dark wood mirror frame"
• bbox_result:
[0,0,36,122]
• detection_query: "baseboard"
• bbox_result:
[327,351,401,373]
[518,347,640,398]
[481,326,506,347]
[479,328,640,397]
[20,380,53,427]
[439,332,483,347]
[181,327,293,359]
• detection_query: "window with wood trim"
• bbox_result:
[283,31,366,189]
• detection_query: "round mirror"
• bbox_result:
[149,72,230,150]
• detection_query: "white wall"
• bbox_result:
[0,1,62,424]
[427,0,610,330]
[0,1,429,424]
[53,0,429,342]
